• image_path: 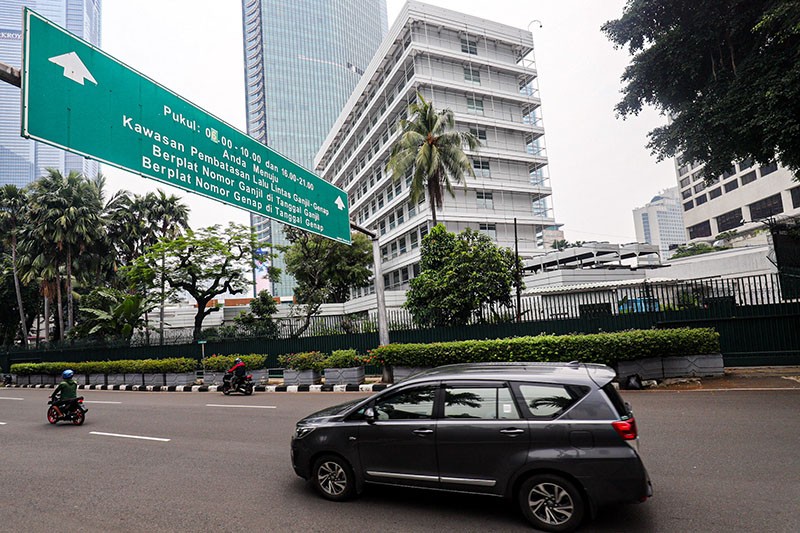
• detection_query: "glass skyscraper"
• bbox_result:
[0,0,101,187]
[242,0,387,298]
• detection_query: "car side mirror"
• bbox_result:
[364,407,376,423]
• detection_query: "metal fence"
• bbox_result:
[2,273,798,372]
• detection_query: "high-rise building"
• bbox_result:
[633,187,686,259]
[677,157,800,241]
[241,0,387,298]
[0,0,101,187]
[315,1,560,298]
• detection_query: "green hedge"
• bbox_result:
[368,328,720,367]
[201,354,268,371]
[10,357,197,375]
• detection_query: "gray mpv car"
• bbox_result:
[291,362,652,531]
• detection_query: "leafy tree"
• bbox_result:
[233,289,280,338]
[602,0,800,179]
[282,227,372,337]
[0,254,39,346]
[0,184,31,346]
[550,239,586,251]
[386,92,481,225]
[129,223,265,341]
[670,242,729,259]
[69,288,157,345]
[405,225,524,327]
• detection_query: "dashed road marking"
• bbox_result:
[83,400,121,404]
[90,431,170,442]
[206,404,276,409]
[0,397,24,401]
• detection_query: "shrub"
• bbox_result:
[10,358,197,375]
[278,351,327,372]
[369,328,720,368]
[323,349,362,369]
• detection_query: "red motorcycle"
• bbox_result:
[47,397,88,425]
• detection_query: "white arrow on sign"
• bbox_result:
[48,51,96,85]
[335,196,345,211]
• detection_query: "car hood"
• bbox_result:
[298,397,364,424]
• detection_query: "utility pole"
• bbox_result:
[514,218,522,322]
[350,221,392,383]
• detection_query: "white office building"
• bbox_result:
[315,1,561,297]
[677,157,800,241]
[632,186,686,259]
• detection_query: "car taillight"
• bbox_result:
[612,417,637,440]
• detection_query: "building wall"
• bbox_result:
[315,1,560,297]
[633,186,686,258]
[241,0,387,298]
[676,157,800,241]
[0,0,100,187]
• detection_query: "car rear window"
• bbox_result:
[516,383,587,419]
[601,383,630,418]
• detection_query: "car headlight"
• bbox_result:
[294,425,316,440]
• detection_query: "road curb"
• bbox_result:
[7,383,391,392]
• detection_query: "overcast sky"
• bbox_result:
[100,0,677,244]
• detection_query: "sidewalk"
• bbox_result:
[648,366,800,390]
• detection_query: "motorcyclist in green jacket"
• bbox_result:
[51,369,78,411]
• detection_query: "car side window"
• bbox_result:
[373,385,437,420]
[517,384,579,419]
[443,386,520,420]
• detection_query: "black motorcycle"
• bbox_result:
[47,397,88,425]
[222,372,254,395]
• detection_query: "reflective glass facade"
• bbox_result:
[0,0,101,187]
[242,0,387,297]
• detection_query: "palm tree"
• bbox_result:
[386,92,480,226]
[0,184,31,346]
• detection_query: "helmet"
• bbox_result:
[62,369,74,380]
[235,358,242,364]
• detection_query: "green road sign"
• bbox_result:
[21,9,351,244]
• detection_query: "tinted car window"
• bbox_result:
[443,386,520,420]
[517,384,580,418]
[601,383,631,418]
[374,386,437,420]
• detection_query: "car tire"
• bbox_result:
[518,474,585,532]
[312,454,355,502]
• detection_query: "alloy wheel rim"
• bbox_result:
[318,461,347,496]
[528,482,574,525]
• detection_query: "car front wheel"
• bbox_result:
[312,455,355,502]
[518,474,585,532]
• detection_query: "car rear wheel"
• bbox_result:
[518,474,585,532]
[312,455,355,501]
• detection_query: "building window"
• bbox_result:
[716,208,743,232]
[460,37,478,55]
[463,66,481,84]
[688,220,712,239]
[681,189,692,200]
[683,200,694,211]
[792,186,800,209]
[749,193,784,220]
[410,231,419,249]
[695,194,707,205]
[469,127,487,141]
[476,191,493,209]
[724,179,739,193]
[641,213,652,243]
[741,170,757,185]
[708,187,722,200]
[473,159,491,177]
[723,166,737,179]
[739,158,753,171]
[693,182,706,193]
[466,96,484,115]
[759,161,778,177]
[680,177,691,188]
[479,223,496,240]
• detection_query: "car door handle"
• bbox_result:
[412,428,434,436]
[500,428,525,436]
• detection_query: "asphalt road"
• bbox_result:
[1,387,798,532]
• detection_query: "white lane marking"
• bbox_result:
[631,387,800,393]
[0,422,7,425]
[90,431,170,442]
[83,401,121,404]
[0,397,24,401]
[206,404,276,409]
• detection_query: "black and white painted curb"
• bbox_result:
[9,383,390,393]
